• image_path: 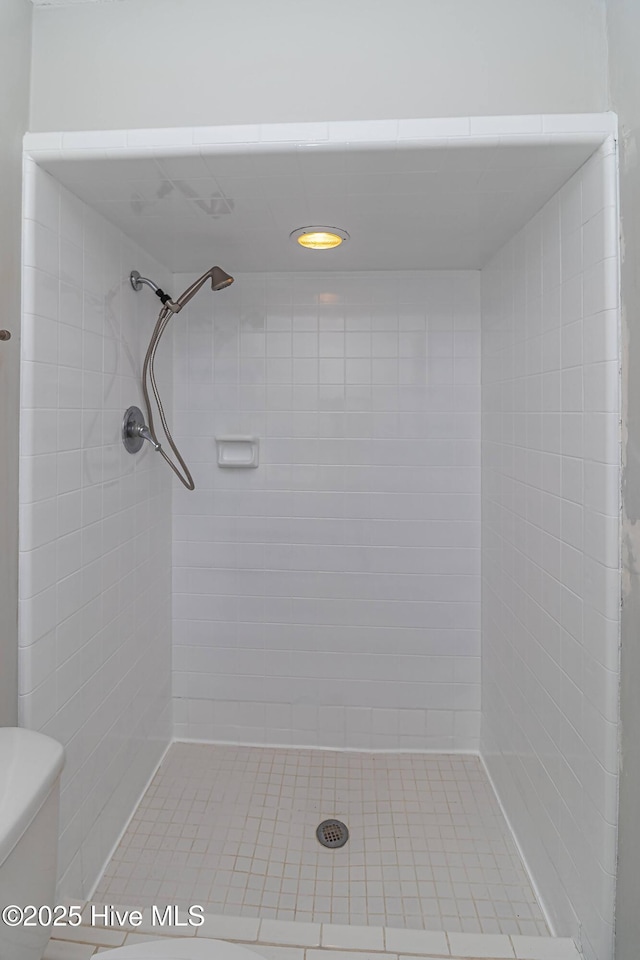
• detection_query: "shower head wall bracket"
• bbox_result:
[129,270,147,293]
[130,270,177,310]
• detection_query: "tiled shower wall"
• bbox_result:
[480,139,620,960]
[19,162,173,897]
[172,271,481,749]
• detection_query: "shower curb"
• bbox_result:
[51,906,582,960]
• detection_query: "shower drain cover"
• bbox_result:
[316,819,349,849]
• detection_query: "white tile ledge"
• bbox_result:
[385,929,449,954]
[260,919,322,947]
[24,112,616,160]
[322,924,384,950]
[448,931,514,958]
[59,913,582,960]
[511,936,581,960]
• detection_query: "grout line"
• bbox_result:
[83,737,173,902]
[477,753,556,939]
[172,737,483,756]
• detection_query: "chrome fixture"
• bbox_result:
[129,266,235,490]
[129,270,167,298]
[130,266,234,312]
[290,226,350,250]
[122,405,161,454]
[316,819,349,849]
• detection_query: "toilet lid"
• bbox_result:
[99,938,265,960]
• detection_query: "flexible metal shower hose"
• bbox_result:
[142,305,195,490]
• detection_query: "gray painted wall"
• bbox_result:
[0,0,32,727]
[30,0,608,131]
[607,3,640,957]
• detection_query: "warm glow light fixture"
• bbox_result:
[290,226,350,250]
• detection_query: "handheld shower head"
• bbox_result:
[172,265,234,311]
[128,262,236,492]
[210,266,234,291]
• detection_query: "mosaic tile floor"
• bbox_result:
[94,744,548,936]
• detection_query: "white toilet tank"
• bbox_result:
[0,728,65,960]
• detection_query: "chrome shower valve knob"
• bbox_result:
[122,405,161,453]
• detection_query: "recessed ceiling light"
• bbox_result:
[290,226,350,250]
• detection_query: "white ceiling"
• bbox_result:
[40,139,599,273]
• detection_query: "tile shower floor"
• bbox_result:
[94,744,548,936]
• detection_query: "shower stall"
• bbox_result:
[18,114,619,960]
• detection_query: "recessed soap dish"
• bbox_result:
[216,436,259,468]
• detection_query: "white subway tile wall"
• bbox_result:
[480,139,620,960]
[19,161,173,898]
[171,271,481,749]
